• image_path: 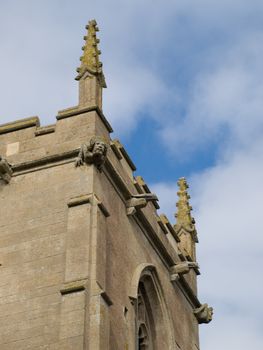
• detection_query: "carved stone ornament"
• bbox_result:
[126,193,158,216]
[194,303,213,324]
[75,19,106,87]
[172,261,199,275]
[0,156,13,184]
[75,136,108,171]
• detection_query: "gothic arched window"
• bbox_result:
[130,265,175,350]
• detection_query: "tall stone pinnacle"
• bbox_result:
[76,20,106,109]
[76,19,106,88]
[174,177,198,243]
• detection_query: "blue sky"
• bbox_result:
[1,1,263,349]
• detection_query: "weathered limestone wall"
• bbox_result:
[0,160,93,349]
[0,112,97,349]
[94,167,200,350]
[0,108,202,350]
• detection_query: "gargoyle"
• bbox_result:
[194,303,213,324]
[75,136,108,171]
[171,261,199,276]
[0,156,13,184]
[170,261,200,281]
[126,193,158,216]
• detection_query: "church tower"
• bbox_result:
[0,21,212,349]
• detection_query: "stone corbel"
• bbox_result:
[170,261,199,281]
[0,156,13,183]
[194,303,213,324]
[60,278,88,295]
[126,193,158,216]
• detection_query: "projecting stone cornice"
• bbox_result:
[176,276,202,309]
[111,139,136,171]
[103,157,132,199]
[11,149,79,175]
[159,214,180,242]
[134,209,177,267]
[134,175,159,209]
[67,193,110,217]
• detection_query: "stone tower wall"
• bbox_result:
[0,109,203,349]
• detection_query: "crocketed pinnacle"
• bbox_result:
[174,177,198,241]
[76,19,106,87]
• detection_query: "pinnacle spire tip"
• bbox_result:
[174,177,198,240]
[76,20,106,87]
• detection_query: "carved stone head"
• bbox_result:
[89,137,107,157]
[88,136,108,170]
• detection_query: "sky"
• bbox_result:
[1,0,263,349]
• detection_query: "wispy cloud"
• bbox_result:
[160,32,263,157]
[152,139,263,348]
[0,0,177,128]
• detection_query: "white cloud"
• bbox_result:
[104,65,170,134]
[152,139,263,350]
[1,0,262,142]
[160,30,263,157]
[200,314,263,350]
[1,1,263,349]
[150,182,178,221]
[152,17,263,348]
[0,0,176,128]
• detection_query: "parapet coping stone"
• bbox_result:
[0,116,40,135]
[0,105,113,135]
[56,105,113,133]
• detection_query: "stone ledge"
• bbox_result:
[159,214,180,242]
[175,276,201,309]
[134,210,177,268]
[156,215,168,234]
[12,149,79,174]
[0,116,40,135]
[67,194,92,208]
[135,176,159,209]
[104,158,132,200]
[112,139,136,171]
[98,201,110,217]
[110,141,122,160]
[101,291,113,306]
[60,278,88,295]
[67,194,110,217]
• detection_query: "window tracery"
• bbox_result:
[136,283,153,350]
